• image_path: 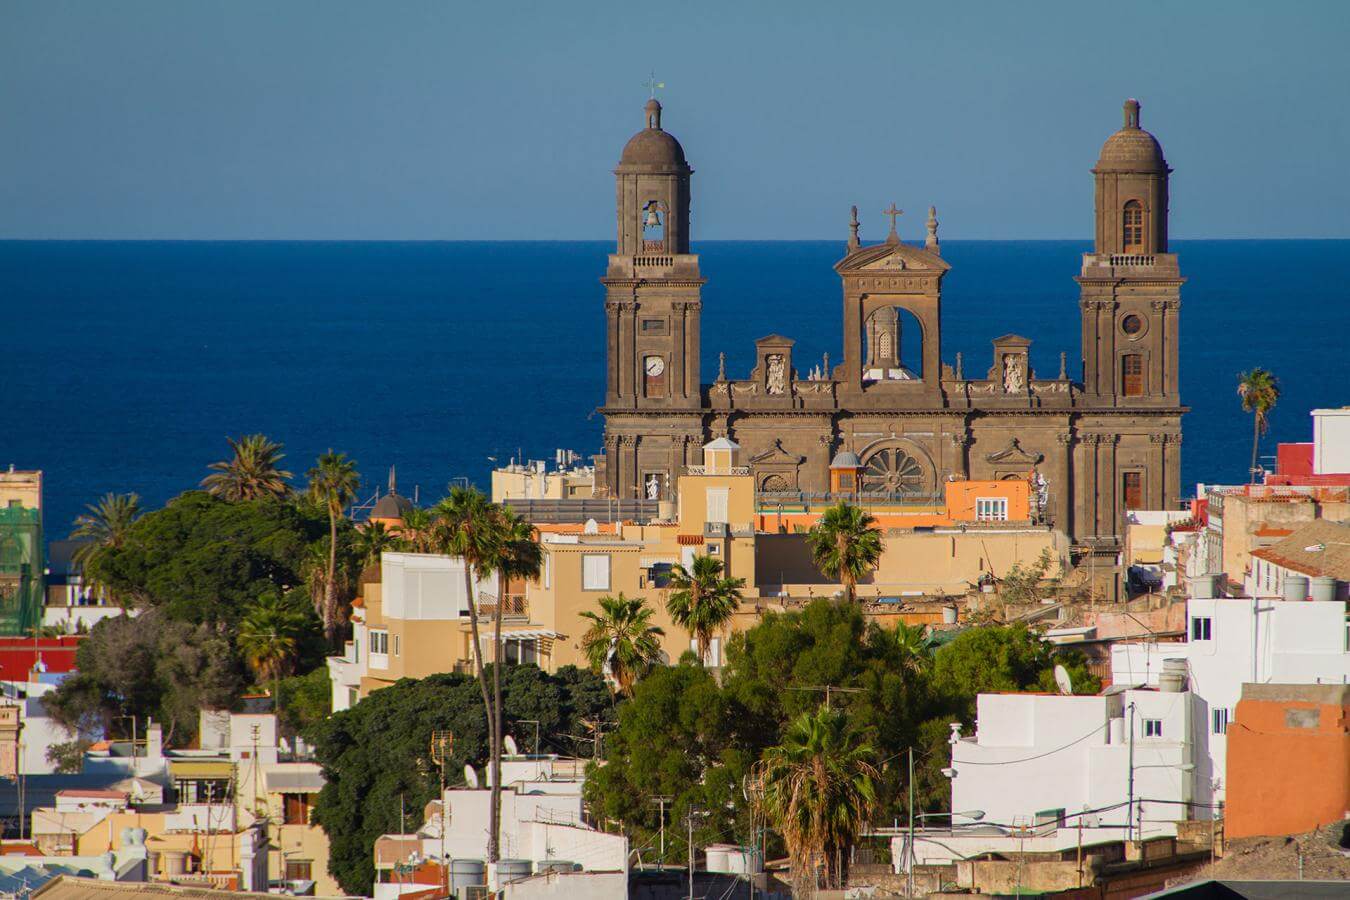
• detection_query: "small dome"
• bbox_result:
[371,492,413,521]
[830,450,862,469]
[618,99,688,168]
[1096,99,1167,173]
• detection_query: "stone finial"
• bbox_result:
[1059,351,1068,380]
[954,351,963,380]
[1123,98,1140,129]
[925,205,940,252]
[716,351,727,382]
[847,205,860,251]
[822,352,830,378]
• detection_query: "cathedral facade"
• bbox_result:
[598,97,1184,550]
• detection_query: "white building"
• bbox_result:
[896,573,1350,872]
[1311,406,1350,475]
[374,756,627,898]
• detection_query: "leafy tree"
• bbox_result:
[998,548,1055,605]
[201,433,294,501]
[352,521,402,581]
[806,501,883,603]
[310,666,608,894]
[71,492,142,606]
[665,555,744,663]
[45,610,246,745]
[1237,368,1280,483]
[275,667,332,739]
[307,451,361,644]
[46,739,93,774]
[78,491,329,626]
[583,661,752,866]
[579,593,665,697]
[931,624,1099,720]
[752,707,879,891]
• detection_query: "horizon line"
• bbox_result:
[3,236,1349,244]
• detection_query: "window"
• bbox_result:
[582,554,611,591]
[393,634,400,657]
[705,543,720,555]
[1122,354,1144,397]
[369,630,389,656]
[975,497,1008,522]
[1143,718,1163,738]
[1190,616,1212,640]
[284,860,313,882]
[175,778,232,804]
[283,793,312,825]
[706,488,729,524]
[1121,314,1144,335]
[1123,471,1143,510]
[1212,708,1229,735]
[504,637,538,665]
[1123,200,1144,252]
[640,318,667,335]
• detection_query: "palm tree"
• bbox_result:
[1237,369,1280,484]
[306,451,360,644]
[752,707,880,892]
[71,493,142,607]
[807,501,884,604]
[887,621,934,676]
[430,486,507,861]
[237,593,309,701]
[579,593,665,696]
[353,521,402,580]
[201,434,293,501]
[665,554,744,665]
[398,506,436,553]
[486,507,542,861]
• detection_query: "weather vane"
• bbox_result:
[643,71,665,98]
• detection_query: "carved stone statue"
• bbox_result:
[1003,354,1025,393]
[644,473,660,500]
[766,354,786,395]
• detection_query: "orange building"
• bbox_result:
[1225,683,1350,839]
[755,474,1033,533]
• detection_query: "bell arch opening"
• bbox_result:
[861,305,924,382]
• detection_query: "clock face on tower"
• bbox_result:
[645,356,665,376]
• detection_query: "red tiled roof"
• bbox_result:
[677,534,704,545]
[1253,527,1294,538]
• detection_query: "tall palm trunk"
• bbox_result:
[1249,412,1261,484]
[467,564,504,863]
[491,582,506,868]
[838,532,856,603]
[325,510,339,644]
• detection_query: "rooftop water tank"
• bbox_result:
[1284,576,1309,602]
[1310,576,1338,603]
[496,859,532,886]
[1159,658,1188,693]
[704,845,732,873]
[449,859,486,891]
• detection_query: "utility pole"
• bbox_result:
[650,797,673,870]
[430,731,454,898]
[1126,701,1136,843]
[684,807,706,900]
[906,747,914,899]
[789,685,862,710]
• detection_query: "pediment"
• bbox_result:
[992,333,1032,348]
[984,438,1043,465]
[835,240,950,274]
[749,440,806,466]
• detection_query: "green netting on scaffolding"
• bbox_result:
[0,507,43,637]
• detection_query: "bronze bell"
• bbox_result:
[644,207,662,228]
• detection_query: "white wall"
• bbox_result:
[382,553,498,621]
[1312,408,1350,475]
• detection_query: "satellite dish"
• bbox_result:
[504,735,519,757]
[1054,664,1074,696]
[464,764,479,789]
[583,518,599,535]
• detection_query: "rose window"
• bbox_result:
[861,448,925,495]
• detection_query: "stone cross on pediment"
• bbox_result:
[883,203,903,241]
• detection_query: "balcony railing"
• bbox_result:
[685,465,751,476]
[1108,254,1156,267]
[477,592,528,619]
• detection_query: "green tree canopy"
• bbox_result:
[805,501,884,603]
[310,666,609,894]
[80,491,333,626]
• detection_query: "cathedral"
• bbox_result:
[597,97,1184,553]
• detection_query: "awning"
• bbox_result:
[169,759,234,779]
[483,629,567,641]
[263,766,325,794]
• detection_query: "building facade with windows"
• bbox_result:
[597,99,1185,573]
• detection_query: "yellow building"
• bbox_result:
[331,439,1065,704]
[490,457,594,502]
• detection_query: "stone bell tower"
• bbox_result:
[600,100,706,499]
[1078,99,1182,409]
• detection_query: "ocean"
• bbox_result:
[2,240,1347,536]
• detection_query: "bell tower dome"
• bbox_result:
[1092,98,1170,255]
[614,99,692,255]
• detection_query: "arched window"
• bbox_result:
[1121,353,1144,397]
[1122,201,1144,253]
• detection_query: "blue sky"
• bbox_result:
[2,0,1347,239]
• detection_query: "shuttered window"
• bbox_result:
[1123,201,1144,252]
[1123,472,1143,509]
[582,554,611,591]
